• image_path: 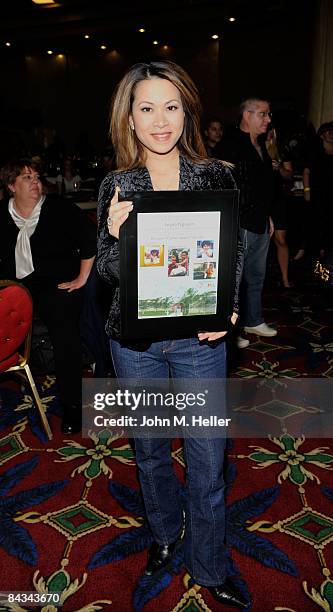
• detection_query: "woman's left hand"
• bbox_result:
[58,276,87,292]
[197,312,238,342]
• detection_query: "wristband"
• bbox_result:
[304,187,311,192]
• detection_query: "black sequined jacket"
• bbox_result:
[97,155,244,339]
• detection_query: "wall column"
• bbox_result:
[308,0,333,128]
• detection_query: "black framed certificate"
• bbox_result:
[118,190,239,341]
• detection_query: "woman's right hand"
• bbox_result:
[107,186,133,239]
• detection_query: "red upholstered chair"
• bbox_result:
[0,280,53,440]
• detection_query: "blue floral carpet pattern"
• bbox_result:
[0,273,333,612]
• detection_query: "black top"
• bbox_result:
[0,196,96,288]
[216,129,275,233]
[306,148,333,204]
[305,147,333,249]
[97,155,244,339]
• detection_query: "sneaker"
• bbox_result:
[244,323,277,337]
[236,336,250,349]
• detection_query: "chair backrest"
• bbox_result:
[0,282,33,370]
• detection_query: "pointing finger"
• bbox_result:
[110,185,120,206]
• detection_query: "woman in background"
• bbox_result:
[56,156,81,194]
[266,127,293,288]
[97,61,246,609]
[0,159,96,434]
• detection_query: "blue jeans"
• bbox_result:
[110,337,228,586]
[239,227,270,327]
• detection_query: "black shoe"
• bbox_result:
[61,405,82,435]
[208,579,248,609]
[145,540,179,576]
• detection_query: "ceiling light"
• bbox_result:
[163,45,168,50]
[47,50,53,54]
[228,17,236,22]
[212,34,219,39]
[138,28,145,33]
[84,34,90,39]
[32,0,56,4]
[153,40,158,45]
[100,45,107,50]
[5,42,11,47]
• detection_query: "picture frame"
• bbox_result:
[118,190,239,341]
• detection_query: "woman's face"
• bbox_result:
[10,166,42,203]
[130,77,185,158]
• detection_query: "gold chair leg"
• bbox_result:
[23,364,53,440]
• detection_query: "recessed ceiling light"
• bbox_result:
[47,50,53,54]
[228,17,236,22]
[84,34,90,39]
[212,34,219,39]
[138,28,146,33]
[153,40,158,45]
[100,45,107,50]
[5,42,11,47]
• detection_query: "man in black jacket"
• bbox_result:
[216,97,277,347]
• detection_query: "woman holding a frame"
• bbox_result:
[97,61,246,609]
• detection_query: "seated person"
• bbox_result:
[56,157,81,194]
[204,262,216,278]
[0,158,96,434]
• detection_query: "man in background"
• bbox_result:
[204,117,223,157]
[216,97,277,348]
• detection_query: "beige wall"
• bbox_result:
[308,0,333,128]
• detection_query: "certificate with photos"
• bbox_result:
[119,190,239,341]
[138,211,220,319]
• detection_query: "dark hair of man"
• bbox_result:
[204,117,223,130]
[0,158,40,187]
[110,61,208,170]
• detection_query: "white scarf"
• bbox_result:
[8,196,45,279]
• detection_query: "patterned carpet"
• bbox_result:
[0,260,333,612]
